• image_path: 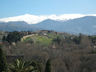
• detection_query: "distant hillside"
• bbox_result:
[0,21,40,31]
[33,16,96,34]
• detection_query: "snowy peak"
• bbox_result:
[0,14,47,24]
[0,14,96,24]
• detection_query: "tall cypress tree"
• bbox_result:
[45,59,51,72]
[0,45,7,72]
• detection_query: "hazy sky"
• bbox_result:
[0,0,96,18]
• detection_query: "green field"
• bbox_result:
[22,34,53,46]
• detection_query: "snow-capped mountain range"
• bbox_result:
[0,14,96,35]
[0,14,96,24]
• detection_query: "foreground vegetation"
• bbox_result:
[0,45,42,72]
[1,30,96,72]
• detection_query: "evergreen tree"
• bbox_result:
[45,59,51,72]
[6,31,23,44]
[0,45,7,72]
[2,36,6,42]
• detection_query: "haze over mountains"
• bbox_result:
[0,14,96,35]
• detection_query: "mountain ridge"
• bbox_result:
[0,14,96,24]
[0,16,96,35]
